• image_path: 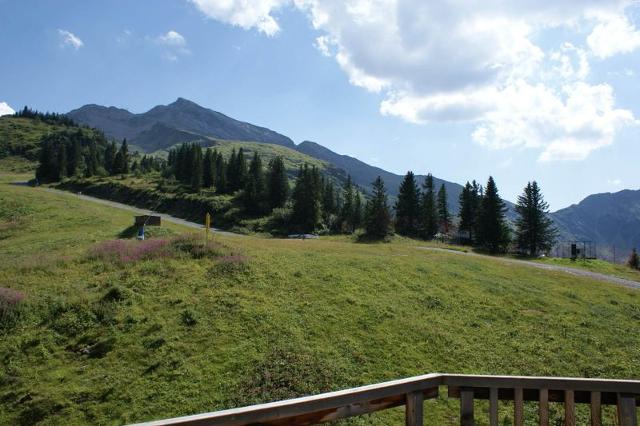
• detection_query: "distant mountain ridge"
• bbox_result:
[68,98,295,150]
[550,189,640,261]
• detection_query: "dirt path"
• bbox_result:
[36,186,242,237]
[416,246,640,290]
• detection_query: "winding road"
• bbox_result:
[21,184,640,290]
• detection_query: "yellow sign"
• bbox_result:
[205,213,211,240]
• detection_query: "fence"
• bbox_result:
[132,373,640,426]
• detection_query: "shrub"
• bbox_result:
[170,234,225,259]
[0,287,25,329]
[88,239,172,263]
[210,255,249,276]
[181,309,197,326]
[628,248,640,270]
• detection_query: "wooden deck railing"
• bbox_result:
[132,373,640,426]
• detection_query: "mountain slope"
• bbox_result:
[551,189,640,261]
[68,98,295,150]
[297,140,466,213]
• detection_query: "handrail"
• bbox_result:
[130,373,640,426]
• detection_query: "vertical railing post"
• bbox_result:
[539,388,549,426]
[514,387,524,426]
[590,391,601,426]
[489,387,498,426]
[460,387,475,426]
[405,391,424,426]
[564,390,575,426]
[617,393,638,426]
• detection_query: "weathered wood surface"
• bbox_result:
[131,374,640,426]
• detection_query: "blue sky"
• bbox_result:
[1,0,640,210]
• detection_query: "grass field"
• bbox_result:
[1,173,640,425]
[533,256,640,282]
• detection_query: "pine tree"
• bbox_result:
[291,164,322,233]
[203,148,216,188]
[67,139,82,177]
[215,152,227,193]
[266,156,288,209]
[395,171,420,236]
[514,181,558,256]
[437,183,451,235]
[104,141,116,174]
[322,179,336,216]
[120,139,130,174]
[364,176,392,239]
[458,181,480,243]
[226,149,238,191]
[85,141,99,177]
[419,174,438,239]
[340,176,355,233]
[352,192,363,230]
[243,152,266,214]
[190,144,203,192]
[628,248,640,270]
[57,142,67,181]
[476,176,510,253]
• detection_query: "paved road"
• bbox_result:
[416,246,640,290]
[37,186,242,237]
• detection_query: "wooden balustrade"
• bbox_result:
[131,373,640,426]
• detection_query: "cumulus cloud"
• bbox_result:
[189,0,288,36]
[189,0,640,161]
[58,29,83,50]
[0,102,14,116]
[155,30,190,60]
[587,14,640,59]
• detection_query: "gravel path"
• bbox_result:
[37,186,242,237]
[416,246,640,290]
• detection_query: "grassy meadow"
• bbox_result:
[1,173,640,425]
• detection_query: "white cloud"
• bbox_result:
[189,0,288,36]
[0,102,14,116]
[587,14,640,59]
[608,178,623,186]
[58,29,83,50]
[155,30,190,60]
[190,0,640,161]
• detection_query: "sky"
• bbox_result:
[1,0,640,210]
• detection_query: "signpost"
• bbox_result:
[205,212,211,241]
[134,215,162,240]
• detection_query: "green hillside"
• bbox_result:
[1,172,639,425]
[0,116,65,163]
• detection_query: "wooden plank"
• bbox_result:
[539,388,548,426]
[460,388,474,426]
[564,390,575,426]
[590,391,601,426]
[443,375,640,394]
[406,391,424,426]
[618,393,638,426]
[489,387,498,426]
[514,387,523,426]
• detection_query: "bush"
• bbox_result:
[628,248,640,270]
[181,309,197,326]
[211,255,249,276]
[88,239,172,263]
[0,287,25,329]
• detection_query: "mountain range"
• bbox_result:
[67,98,640,261]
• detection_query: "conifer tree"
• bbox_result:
[266,156,288,209]
[291,164,322,232]
[226,149,238,191]
[476,176,510,253]
[437,183,451,234]
[514,181,558,256]
[340,176,356,233]
[85,141,99,177]
[420,174,438,239]
[104,141,116,174]
[67,139,82,177]
[322,179,336,216]
[190,144,203,192]
[628,248,640,270]
[395,171,420,236]
[243,152,266,214]
[215,152,226,193]
[57,142,67,181]
[352,192,363,230]
[364,176,392,239]
[203,148,216,188]
[458,181,480,242]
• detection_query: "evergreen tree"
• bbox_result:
[215,152,227,193]
[226,149,238,191]
[291,164,322,232]
[85,141,99,177]
[67,139,82,176]
[352,192,363,230]
[266,156,288,209]
[395,171,420,236]
[420,174,438,239]
[203,148,216,188]
[57,142,67,181]
[322,179,336,216]
[476,176,510,253]
[458,181,480,243]
[340,176,356,233]
[112,139,130,175]
[243,152,266,214]
[437,183,451,234]
[104,141,116,174]
[514,181,558,256]
[364,176,392,239]
[628,248,640,270]
[190,144,203,192]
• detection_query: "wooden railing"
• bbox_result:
[132,373,640,426]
